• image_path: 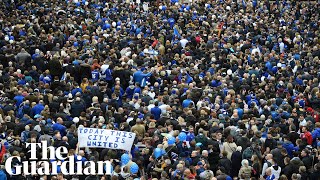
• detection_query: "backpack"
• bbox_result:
[242,147,254,160]
[103,69,112,81]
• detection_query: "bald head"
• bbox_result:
[57,117,63,124]
[62,136,68,142]
[266,154,273,160]
[79,150,85,156]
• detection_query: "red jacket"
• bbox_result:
[301,131,313,145]
[0,145,6,162]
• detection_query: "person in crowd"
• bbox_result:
[0,0,319,179]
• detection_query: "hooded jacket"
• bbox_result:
[282,140,299,157]
[133,70,152,87]
[312,128,320,140]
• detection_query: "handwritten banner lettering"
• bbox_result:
[78,128,136,151]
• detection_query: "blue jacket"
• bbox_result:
[151,106,161,120]
[31,103,44,116]
[133,70,152,87]
[178,73,193,84]
[14,95,24,107]
[112,86,125,95]
[266,174,275,180]
[182,99,194,109]
[52,123,67,137]
[101,68,113,81]
[71,87,83,97]
[0,170,7,180]
[125,87,135,99]
[312,128,320,141]
[133,87,142,94]
[282,141,299,157]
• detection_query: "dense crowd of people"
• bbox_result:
[0,0,319,179]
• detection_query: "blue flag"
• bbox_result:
[95,12,100,20]
[173,26,181,41]
[61,72,67,81]
[242,0,246,7]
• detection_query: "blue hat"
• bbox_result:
[47,119,52,124]
[4,142,9,149]
[26,120,33,125]
[141,67,146,71]
[34,114,42,119]
[73,60,79,65]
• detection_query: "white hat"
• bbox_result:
[73,117,79,123]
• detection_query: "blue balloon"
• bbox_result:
[186,5,191,11]
[178,132,187,141]
[162,6,167,11]
[181,4,186,9]
[82,0,86,4]
[105,24,111,29]
[117,21,121,26]
[73,41,79,47]
[9,36,14,40]
[121,154,130,165]
[168,136,176,145]
[154,148,162,158]
[130,163,139,174]
[76,2,81,7]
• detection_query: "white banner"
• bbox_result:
[78,128,136,151]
